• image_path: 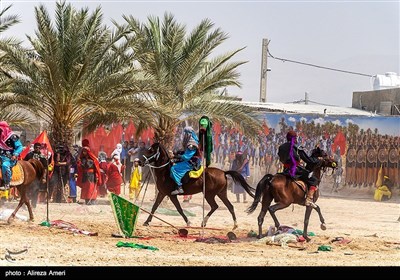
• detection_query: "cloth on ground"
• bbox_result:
[49,220,98,236]
[116,241,158,251]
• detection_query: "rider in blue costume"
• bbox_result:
[170,126,200,195]
[0,121,24,190]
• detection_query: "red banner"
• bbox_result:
[19,130,54,167]
[83,122,154,156]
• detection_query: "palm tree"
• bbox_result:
[0,5,37,128]
[0,1,156,147]
[124,13,262,147]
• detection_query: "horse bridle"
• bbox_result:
[315,156,336,181]
[143,146,170,169]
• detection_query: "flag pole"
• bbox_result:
[201,133,206,238]
[45,142,50,224]
[123,158,126,196]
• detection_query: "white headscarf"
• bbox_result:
[111,143,123,159]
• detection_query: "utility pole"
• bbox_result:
[259,38,270,103]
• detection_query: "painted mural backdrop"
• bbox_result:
[211,113,399,190]
[82,113,399,190]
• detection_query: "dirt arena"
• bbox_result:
[0,182,399,267]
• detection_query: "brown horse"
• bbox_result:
[246,147,337,241]
[2,159,46,223]
[141,142,255,229]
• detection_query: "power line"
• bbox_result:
[267,49,374,78]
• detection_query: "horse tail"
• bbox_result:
[28,159,45,180]
[225,170,255,198]
[246,174,273,214]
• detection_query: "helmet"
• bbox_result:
[286,131,297,141]
[98,151,107,161]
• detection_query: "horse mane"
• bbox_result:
[157,143,169,158]
[28,159,45,180]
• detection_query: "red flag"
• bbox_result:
[332,130,346,156]
[262,119,269,135]
[20,130,54,168]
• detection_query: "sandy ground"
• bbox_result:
[0,181,399,268]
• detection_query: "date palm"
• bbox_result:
[124,13,262,146]
[0,5,37,128]
[0,1,155,147]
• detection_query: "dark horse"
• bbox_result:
[246,147,337,241]
[141,142,255,229]
[3,159,46,223]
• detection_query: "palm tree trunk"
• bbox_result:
[50,121,74,148]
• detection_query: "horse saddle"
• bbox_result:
[189,165,204,179]
[0,163,24,186]
[293,180,307,193]
[181,166,204,185]
[278,171,307,193]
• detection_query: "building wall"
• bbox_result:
[352,88,400,115]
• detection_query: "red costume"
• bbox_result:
[106,161,124,195]
[77,147,102,204]
[98,161,108,197]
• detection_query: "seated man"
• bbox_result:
[374,175,393,201]
[0,121,24,190]
[278,131,320,206]
[170,126,200,195]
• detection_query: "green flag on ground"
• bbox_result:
[109,193,140,238]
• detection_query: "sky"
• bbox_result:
[2,0,399,108]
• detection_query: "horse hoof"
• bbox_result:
[143,222,149,226]
[186,221,191,227]
[232,224,238,230]
[320,223,327,230]
[305,236,311,242]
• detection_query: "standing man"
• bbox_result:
[106,155,125,195]
[0,121,24,190]
[230,151,250,203]
[76,146,101,205]
[98,151,108,197]
[51,144,73,203]
[129,158,142,200]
